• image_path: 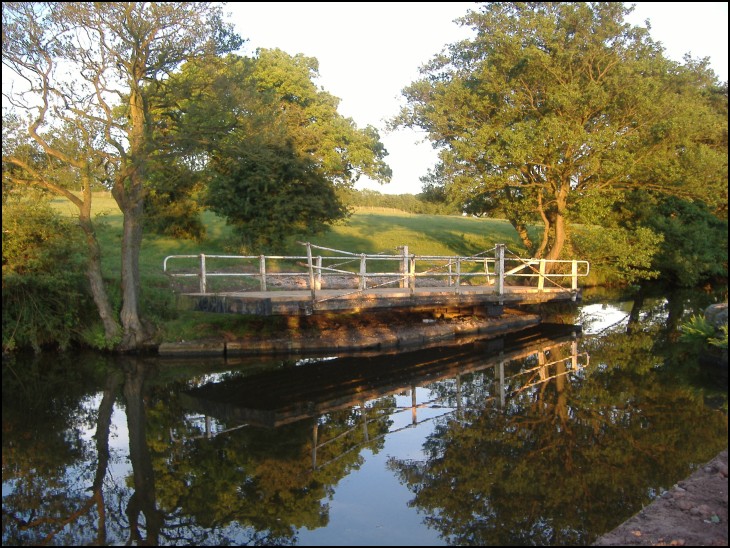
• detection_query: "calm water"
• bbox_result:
[2,287,727,546]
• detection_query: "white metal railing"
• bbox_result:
[163,242,590,301]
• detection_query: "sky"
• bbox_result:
[226,1,729,195]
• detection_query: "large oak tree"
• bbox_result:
[392,2,727,263]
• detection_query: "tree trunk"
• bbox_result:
[122,357,163,545]
[117,192,149,351]
[510,220,534,254]
[546,211,566,261]
[79,218,121,346]
[115,80,153,352]
[535,191,551,259]
[546,188,569,262]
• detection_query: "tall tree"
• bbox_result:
[392,2,727,263]
[2,2,241,350]
[145,49,392,250]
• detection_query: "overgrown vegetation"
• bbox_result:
[2,192,93,352]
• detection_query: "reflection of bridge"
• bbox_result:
[164,243,590,316]
[181,323,588,430]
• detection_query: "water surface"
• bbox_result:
[2,287,727,546]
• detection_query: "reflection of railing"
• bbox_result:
[163,242,590,301]
[180,325,590,469]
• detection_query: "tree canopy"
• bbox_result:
[146,49,392,250]
[392,2,728,270]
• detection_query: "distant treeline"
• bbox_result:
[340,188,462,215]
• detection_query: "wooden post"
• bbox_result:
[572,260,578,289]
[361,402,369,442]
[259,255,267,291]
[498,358,505,409]
[538,259,546,292]
[412,385,417,425]
[199,254,207,294]
[312,421,318,470]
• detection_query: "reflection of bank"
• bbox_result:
[180,324,589,467]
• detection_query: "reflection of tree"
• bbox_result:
[120,357,163,545]
[145,381,395,544]
[3,351,400,545]
[1,354,119,545]
[389,312,727,546]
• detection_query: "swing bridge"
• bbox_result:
[163,242,590,316]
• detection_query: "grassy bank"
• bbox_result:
[51,194,544,344]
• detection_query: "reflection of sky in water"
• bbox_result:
[578,303,630,334]
[79,394,133,484]
[579,297,672,334]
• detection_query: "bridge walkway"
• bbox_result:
[164,243,590,316]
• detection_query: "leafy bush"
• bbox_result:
[2,194,93,352]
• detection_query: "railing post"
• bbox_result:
[259,255,267,291]
[316,256,322,290]
[571,260,578,290]
[495,244,504,304]
[306,242,316,301]
[199,254,207,294]
[400,245,408,289]
[538,259,546,292]
[455,258,461,294]
[448,261,453,287]
[359,254,366,290]
[571,260,578,301]
[409,255,416,294]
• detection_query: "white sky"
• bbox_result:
[227,1,729,195]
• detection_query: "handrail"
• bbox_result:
[163,242,590,301]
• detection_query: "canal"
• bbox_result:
[2,286,727,546]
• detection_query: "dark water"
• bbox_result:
[2,287,727,546]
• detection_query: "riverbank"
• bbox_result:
[158,307,541,357]
[593,450,728,546]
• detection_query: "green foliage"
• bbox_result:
[206,140,349,252]
[145,50,391,247]
[570,188,728,286]
[2,193,92,352]
[710,324,729,349]
[626,194,728,287]
[145,175,207,241]
[680,315,728,349]
[393,2,727,263]
[571,225,663,285]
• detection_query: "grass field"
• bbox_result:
[50,193,543,342]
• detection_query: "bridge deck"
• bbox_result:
[184,284,580,316]
[168,243,588,316]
